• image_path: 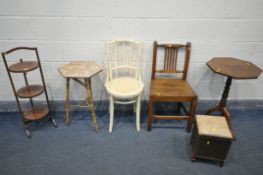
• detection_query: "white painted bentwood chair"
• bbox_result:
[105,40,144,133]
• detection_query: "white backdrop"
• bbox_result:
[0,0,262,101]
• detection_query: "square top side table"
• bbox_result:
[206,57,262,138]
[59,61,103,132]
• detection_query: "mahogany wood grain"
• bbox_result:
[207,57,262,79]
[1,47,56,138]
[16,85,44,98]
[23,106,49,121]
[9,61,38,73]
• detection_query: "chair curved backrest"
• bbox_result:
[151,41,191,80]
[106,40,143,81]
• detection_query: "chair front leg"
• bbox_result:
[109,96,114,133]
[136,95,141,131]
[148,97,154,131]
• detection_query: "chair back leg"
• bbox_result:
[109,96,114,133]
[136,95,141,131]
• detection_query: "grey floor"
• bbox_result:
[0,108,263,175]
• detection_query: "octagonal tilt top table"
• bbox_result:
[59,61,102,132]
[206,57,262,138]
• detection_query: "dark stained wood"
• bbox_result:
[151,42,191,80]
[23,106,49,121]
[164,47,178,70]
[148,41,197,132]
[17,85,44,98]
[191,121,233,167]
[206,57,262,139]
[1,47,56,138]
[9,61,38,73]
[207,57,262,79]
[2,47,36,55]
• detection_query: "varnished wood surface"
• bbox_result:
[207,57,262,79]
[8,61,38,73]
[2,47,56,137]
[150,79,197,101]
[151,41,191,80]
[23,105,49,121]
[16,85,44,98]
[2,47,37,55]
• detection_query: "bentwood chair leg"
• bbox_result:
[133,102,136,113]
[66,78,70,127]
[109,96,114,133]
[148,97,154,131]
[136,95,141,131]
[85,78,99,132]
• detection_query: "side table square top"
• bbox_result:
[59,61,102,78]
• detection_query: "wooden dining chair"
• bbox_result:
[148,41,197,132]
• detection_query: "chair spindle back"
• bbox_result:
[107,40,143,81]
[151,41,191,80]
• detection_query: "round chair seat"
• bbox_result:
[105,77,144,98]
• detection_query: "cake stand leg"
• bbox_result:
[50,114,57,128]
[23,123,31,138]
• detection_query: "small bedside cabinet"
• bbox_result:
[191,115,233,167]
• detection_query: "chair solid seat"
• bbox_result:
[150,79,197,101]
[105,77,144,99]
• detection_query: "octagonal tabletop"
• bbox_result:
[207,57,262,79]
[59,61,102,78]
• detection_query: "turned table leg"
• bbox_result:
[206,77,232,115]
[206,77,235,138]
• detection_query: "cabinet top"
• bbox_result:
[196,115,233,139]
